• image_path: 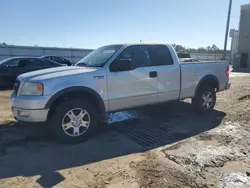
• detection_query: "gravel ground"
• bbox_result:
[0,73,250,188]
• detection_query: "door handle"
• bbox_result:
[149,71,157,78]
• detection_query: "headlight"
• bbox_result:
[19,82,44,96]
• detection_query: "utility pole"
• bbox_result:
[223,0,232,60]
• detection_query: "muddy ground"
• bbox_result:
[0,72,250,188]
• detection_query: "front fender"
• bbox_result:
[44,86,105,114]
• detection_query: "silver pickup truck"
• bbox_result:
[11,43,231,142]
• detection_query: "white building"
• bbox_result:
[229,29,239,65]
[232,3,250,68]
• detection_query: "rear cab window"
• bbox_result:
[148,45,174,66]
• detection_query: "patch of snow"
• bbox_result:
[194,121,244,167]
[221,173,250,188]
[211,121,241,140]
[108,111,137,123]
[195,145,234,167]
[216,122,239,135]
[230,72,250,78]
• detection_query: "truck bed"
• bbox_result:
[180,60,228,64]
[179,61,229,99]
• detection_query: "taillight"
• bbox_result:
[226,65,230,78]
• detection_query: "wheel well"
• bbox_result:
[47,90,104,120]
[195,76,219,96]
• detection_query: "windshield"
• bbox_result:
[0,57,13,65]
[76,45,123,67]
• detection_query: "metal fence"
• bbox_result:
[0,45,93,63]
[190,53,230,61]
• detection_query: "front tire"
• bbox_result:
[192,86,216,113]
[50,99,99,143]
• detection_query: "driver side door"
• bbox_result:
[106,45,159,112]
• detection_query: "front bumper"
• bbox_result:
[12,107,49,122]
[11,94,51,122]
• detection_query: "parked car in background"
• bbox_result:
[177,53,199,63]
[0,57,63,88]
[182,58,199,63]
[41,56,72,66]
[177,52,191,58]
[177,52,199,63]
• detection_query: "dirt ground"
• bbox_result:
[0,72,250,188]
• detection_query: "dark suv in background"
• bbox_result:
[0,57,63,88]
[41,56,72,66]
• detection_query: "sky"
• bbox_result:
[0,0,249,49]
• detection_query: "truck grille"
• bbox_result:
[13,80,20,95]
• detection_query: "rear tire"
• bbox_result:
[192,86,216,113]
[49,99,99,143]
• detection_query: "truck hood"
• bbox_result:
[18,66,100,82]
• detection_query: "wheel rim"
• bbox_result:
[62,108,91,137]
[201,92,214,109]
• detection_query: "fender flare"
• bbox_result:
[195,75,219,96]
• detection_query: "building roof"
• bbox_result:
[241,3,250,10]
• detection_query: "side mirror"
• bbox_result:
[110,58,132,72]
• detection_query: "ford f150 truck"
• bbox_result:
[11,43,231,142]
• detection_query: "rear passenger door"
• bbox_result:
[148,45,181,102]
